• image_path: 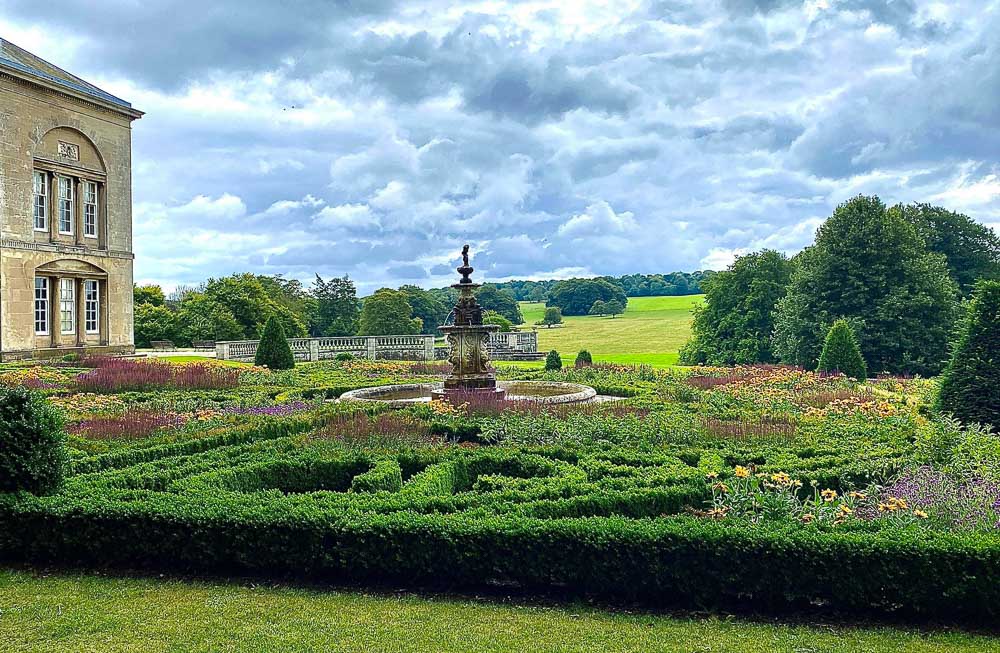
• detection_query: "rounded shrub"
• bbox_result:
[575,350,593,367]
[545,350,562,371]
[335,352,355,362]
[255,316,295,370]
[817,319,867,379]
[0,386,68,494]
[936,280,1000,429]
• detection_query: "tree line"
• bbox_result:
[133,275,528,347]
[680,198,1000,377]
[491,271,713,302]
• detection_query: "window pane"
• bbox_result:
[58,177,73,233]
[60,279,76,334]
[85,280,100,334]
[84,182,98,237]
[33,172,47,230]
[34,278,48,334]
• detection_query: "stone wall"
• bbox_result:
[0,70,138,360]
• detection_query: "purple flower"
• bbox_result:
[224,402,310,417]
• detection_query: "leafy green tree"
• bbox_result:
[475,284,523,324]
[540,306,563,327]
[256,275,314,328]
[895,203,1000,296]
[817,320,867,379]
[605,300,625,318]
[528,286,548,303]
[483,310,513,332]
[203,274,307,339]
[936,280,1000,429]
[547,278,627,316]
[680,250,795,365]
[400,285,450,335]
[359,289,422,336]
[589,300,607,316]
[773,195,958,375]
[545,350,562,371]
[134,303,179,348]
[575,350,593,367]
[311,274,360,336]
[133,284,165,307]
[254,316,295,370]
[175,292,245,346]
[0,386,67,494]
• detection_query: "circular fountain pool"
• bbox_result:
[339,380,596,407]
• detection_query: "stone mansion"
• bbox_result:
[0,38,142,360]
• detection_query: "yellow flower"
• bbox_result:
[705,472,719,480]
[800,513,815,523]
[771,472,790,484]
[712,482,730,494]
[706,507,729,519]
[847,491,867,500]
[734,466,750,478]
[821,489,838,502]
[839,505,853,515]
[913,509,929,519]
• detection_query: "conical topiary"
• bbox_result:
[816,319,867,379]
[545,350,562,371]
[255,316,295,370]
[936,280,1000,429]
[575,350,593,367]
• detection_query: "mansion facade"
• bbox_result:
[0,38,142,360]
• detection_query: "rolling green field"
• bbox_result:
[519,295,703,366]
[2,569,996,653]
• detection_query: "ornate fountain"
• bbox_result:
[338,246,596,407]
[431,245,505,401]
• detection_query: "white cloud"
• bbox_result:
[313,203,379,229]
[5,0,998,290]
[700,247,748,271]
[557,201,637,238]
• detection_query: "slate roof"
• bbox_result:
[0,37,137,113]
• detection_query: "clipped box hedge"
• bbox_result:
[1,423,998,621]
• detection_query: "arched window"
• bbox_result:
[32,127,107,246]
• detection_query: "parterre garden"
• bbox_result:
[1,356,999,623]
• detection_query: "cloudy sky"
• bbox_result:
[3,0,999,293]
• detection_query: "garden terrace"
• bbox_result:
[0,358,998,623]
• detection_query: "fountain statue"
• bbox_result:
[338,245,596,407]
[432,245,505,401]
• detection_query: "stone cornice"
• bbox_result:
[0,238,133,260]
[0,68,143,122]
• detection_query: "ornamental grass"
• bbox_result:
[75,359,241,393]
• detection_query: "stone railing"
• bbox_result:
[488,330,538,352]
[436,330,541,361]
[217,335,436,362]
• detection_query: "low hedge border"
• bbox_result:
[1,498,998,620]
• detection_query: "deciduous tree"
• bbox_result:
[773,195,958,375]
[359,289,422,336]
[680,250,795,365]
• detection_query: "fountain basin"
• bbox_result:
[339,380,597,407]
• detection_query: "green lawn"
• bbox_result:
[1,569,996,653]
[519,295,702,366]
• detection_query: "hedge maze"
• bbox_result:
[3,413,999,621]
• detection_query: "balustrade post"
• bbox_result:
[309,339,319,362]
[216,342,229,360]
[423,335,434,361]
[367,337,376,360]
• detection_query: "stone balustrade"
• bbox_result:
[216,331,539,363]
[216,335,437,362]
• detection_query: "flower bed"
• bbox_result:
[2,359,999,623]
